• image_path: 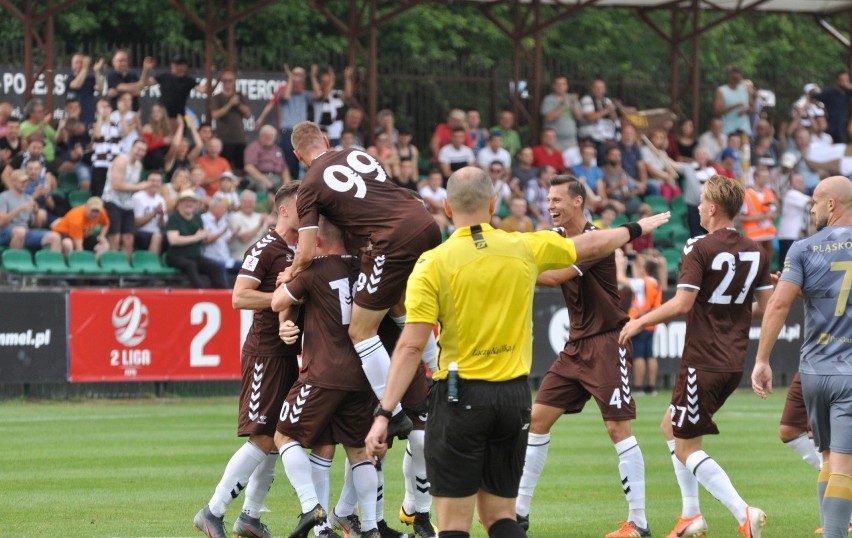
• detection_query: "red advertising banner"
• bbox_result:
[69,289,252,382]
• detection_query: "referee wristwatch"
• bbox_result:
[373,404,393,420]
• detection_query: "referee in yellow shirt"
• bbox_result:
[366,167,669,538]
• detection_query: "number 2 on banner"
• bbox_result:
[323,150,387,198]
[190,302,221,367]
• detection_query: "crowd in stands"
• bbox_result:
[1,56,850,287]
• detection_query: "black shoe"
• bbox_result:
[288,503,327,538]
[387,411,414,440]
[412,512,436,538]
[377,519,410,538]
[516,513,529,531]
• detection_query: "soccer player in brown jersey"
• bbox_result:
[194,183,302,538]
[286,121,442,439]
[515,176,651,538]
[271,217,384,538]
[620,175,774,538]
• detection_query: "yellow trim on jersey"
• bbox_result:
[405,223,577,382]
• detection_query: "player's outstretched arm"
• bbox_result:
[619,287,697,345]
[572,211,670,262]
[752,280,799,399]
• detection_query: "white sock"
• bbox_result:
[668,439,700,518]
[209,441,266,517]
[516,432,550,517]
[335,458,358,517]
[241,451,277,518]
[686,450,748,525]
[280,441,318,513]
[785,433,822,471]
[407,430,431,513]
[310,452,333,536]
[402,445,416,516]
[353,460,379,530]
[615,436,647,528]
[376,459,386,521]
[354,335,403,415]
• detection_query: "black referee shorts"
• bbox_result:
[425,376,531,498]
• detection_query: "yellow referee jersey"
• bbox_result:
[405,223,577,382]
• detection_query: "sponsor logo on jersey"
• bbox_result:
[242,254,259,271]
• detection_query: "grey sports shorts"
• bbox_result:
[801,372,852,454]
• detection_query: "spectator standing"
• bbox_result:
[310,65,354,146]
[431,109,472,162]
[776,173,810,268]
[106,51,154,111]
[512,147,539,186]
[790,83,826,131]
[395,126,419,165]
[102,139,150,259]
[164,115,202,180]
[54,99,91,190]
[155,55,211,123]
[525,164,555,229]
[541,76,582,154]
[714,67,753,136]
[66,54,105,125]
[90,98,121,197]
[165,189,229,289]
[572,145,604,195]
[51,196,110,257]
[211,70,251,170]
[256,64,314,180]
[132,170,167,254]
[813,71,852,143]
[580,79,620,162]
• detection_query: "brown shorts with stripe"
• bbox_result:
[780,372,809,431]
[535,330,636,421]
[354,223,442,311]
[275,380,376,448]
[237,354,300,437]
[670,364,741,439]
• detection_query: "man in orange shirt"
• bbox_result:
[740,166,777,262]
[51,196,110,257]
[196,137,232,196]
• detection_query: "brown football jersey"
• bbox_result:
[284,255,371,391]
[557,223,629,340]
[677,228,772,372]
[297,148,436,251]
[237,229,301,357]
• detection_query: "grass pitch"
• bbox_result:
[0,388,818,537]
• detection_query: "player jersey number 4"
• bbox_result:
[323,150,386,198]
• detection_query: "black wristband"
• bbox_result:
[620,222,643,242]
[373,404,393,420]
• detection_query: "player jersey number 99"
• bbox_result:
[323,150,387,198]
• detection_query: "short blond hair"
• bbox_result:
[703,175,744,220]
[291,121,326,155]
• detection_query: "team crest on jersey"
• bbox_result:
[242,254,259,271]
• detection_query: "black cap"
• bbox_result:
[171,54,188,65]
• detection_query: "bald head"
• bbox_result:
[811,175,852,230]
[446,166,493,215]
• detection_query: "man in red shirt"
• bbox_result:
[532,128,566,172]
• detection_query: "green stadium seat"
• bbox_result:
[670,196,687,216]
[644,194,670,213]
[56,172,79,195]
[611,214,629,227]
[34,250,70,273]
[99,251,139,274]
[132,251,178,275]
[68,251,106,274]
[68,190,91,208]
[1,249,38,273]
[662,247,682,274]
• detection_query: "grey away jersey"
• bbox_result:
[781,225,852,375]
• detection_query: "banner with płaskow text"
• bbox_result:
[68,289,252,382]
